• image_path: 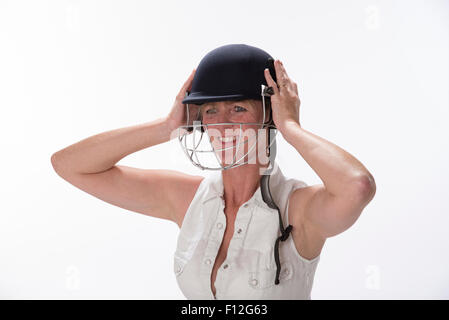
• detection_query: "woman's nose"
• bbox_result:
[215,111,231,124]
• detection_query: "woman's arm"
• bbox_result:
[282,122,376,200]
[50,69,202,226]
[264,59,376,239]
[283,122,376,238]
[50,118,203,225]
[51,117,171,174]
[51,67,196,174]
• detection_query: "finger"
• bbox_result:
[279,60,289,78]
[264,68,279,96]
[178,69,196,99]
[274,59,287,83]
[277,60,294,91]
[279,61,292,85]
[186,68,196,92]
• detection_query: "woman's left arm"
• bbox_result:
[264,60,376,238]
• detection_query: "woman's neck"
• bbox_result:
[221,163,265,208]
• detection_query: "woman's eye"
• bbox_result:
[204,106,246,114]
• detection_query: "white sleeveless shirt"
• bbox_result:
[173,162,320,299]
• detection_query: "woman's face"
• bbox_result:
[196,99,269,167]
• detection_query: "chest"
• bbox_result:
[212,206,238,266]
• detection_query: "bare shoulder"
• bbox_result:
[288,185,327,261]
[170,172,205,228]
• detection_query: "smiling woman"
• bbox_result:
[52,43,375,301]
[175,44,327,299]
[195,100,269,168]
[181,98,273,170]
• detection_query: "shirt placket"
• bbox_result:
[199,196,227,299]
[213,199,255,299]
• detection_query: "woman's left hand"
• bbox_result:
[264,59,301,132]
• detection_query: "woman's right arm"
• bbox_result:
[51,69,202,226]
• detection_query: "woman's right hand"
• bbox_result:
[165,68,197,138]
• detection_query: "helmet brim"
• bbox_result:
[182,93,260,105]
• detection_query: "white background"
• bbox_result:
[0,0,448,299]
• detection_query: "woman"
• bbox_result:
[51,44,376,300]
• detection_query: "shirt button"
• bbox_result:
[283,268,290,276]
[236,228,242,234]
[251,279,258,286]
[205,259,212,265]
[243,203,249,208]
[223,264,228,269]
[216,222,223,229]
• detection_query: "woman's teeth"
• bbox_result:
[218,136,236,143]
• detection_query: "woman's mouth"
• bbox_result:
[218,136,237,143]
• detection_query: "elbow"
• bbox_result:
[51,152,65,174]
[51,153,59,171]
[352,173,376,203]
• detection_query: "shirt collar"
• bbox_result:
[201,161,284,211]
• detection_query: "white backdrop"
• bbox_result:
[0,0,448,299]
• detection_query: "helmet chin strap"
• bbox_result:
[259,87,293,286]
